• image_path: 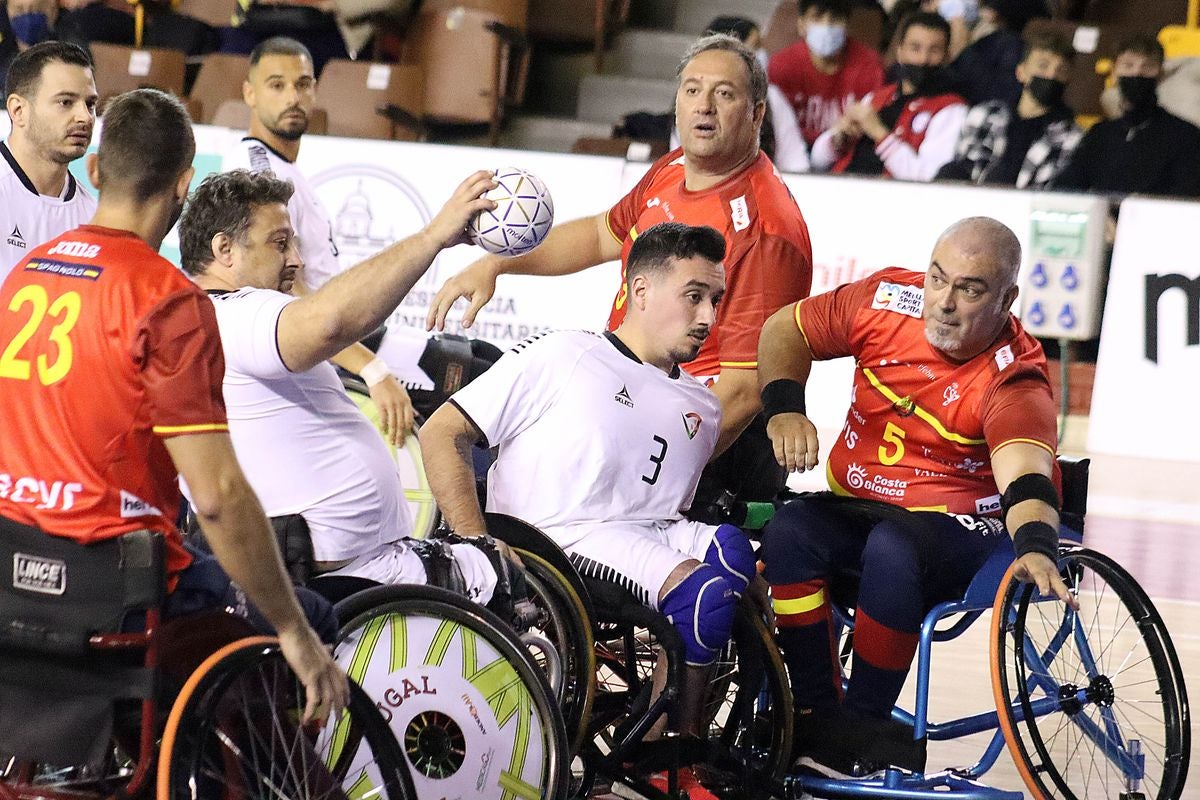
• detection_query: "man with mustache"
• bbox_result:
[1,41,97,280]
[756,217,1075,777]
[811,11,966,180]
[1053,34,1200,198]
[224,35,416,447]
[421,222,753,800]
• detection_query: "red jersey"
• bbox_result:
[768,38,885,146]
[606,149,813,378]
[796,268,1057,515]
[832,85,965,176]
[0,226,228,580]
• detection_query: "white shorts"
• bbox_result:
[324,539,499,605]
[564,519,719,611]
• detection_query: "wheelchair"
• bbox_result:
[775,457,1191,800]
[484,512,794,800]
[0,517,413,800]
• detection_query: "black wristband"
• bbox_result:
[761,379,806,419]
[1013,520,1059,561]
[1001,473,1061,516]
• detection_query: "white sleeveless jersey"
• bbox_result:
[0,142,97,283]
[224,137,342,289]
[182,288,411,560]
[450,330,722,548]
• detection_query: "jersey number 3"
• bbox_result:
[642,435,669,486]
[0,286,82,386]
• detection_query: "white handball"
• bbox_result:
[468,168,554,256]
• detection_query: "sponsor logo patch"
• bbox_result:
[871,281,923,318]
[7,224,26,249]
[119,490,163,519]
[730,195,750,232]
[975,494,1002,515]
[994,345,1015,371]
[13,553,66,595]
[614,385,634,408]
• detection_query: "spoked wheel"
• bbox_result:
[991,547,1190,800]
[517,549,597,757]
[333,584,570,800]
[159,635,414,799]
[701,600,794,798]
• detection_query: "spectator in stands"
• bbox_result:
[54,0,134,47]
[769,0,885,147]
[1053,35,1200,198]
[1,41,97,280]
[811,11,966,180]
[222,0,348,75]
[943,0,1037,106]
[936,31,1080,188]
[0,0,90,89]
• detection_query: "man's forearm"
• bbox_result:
[419,419,489,536]
[757,305,814,387]
[490,214,612,278]
[711,369,761,458]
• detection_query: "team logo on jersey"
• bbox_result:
[892,395,916,417]
[994,345,1015,371]
[682,412,702,439]
[23,259,102,281]
[871,281,923,318]
[942,383,961,406]
[119,490,162,519]
[7,225,26,249]
[614,385,634,408]
[13,553,67,596]
[730,196,750,232]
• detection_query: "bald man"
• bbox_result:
[755,217,1074,778]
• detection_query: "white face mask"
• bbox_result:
[806,22,847,59]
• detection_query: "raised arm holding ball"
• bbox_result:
[429,32,815,510]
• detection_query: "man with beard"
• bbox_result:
[1,41,97,280]
[756,217,1076,777]
[1053,35,1200,198]
[224,36,415,447]
[421,222,753,800]
[811,11,966,181]
[936,31,1081,189]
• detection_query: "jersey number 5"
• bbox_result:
[642,435,669,486]
[0,286,83,386]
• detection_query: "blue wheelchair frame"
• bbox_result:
[771,456,1186,800]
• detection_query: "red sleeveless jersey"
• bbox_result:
[796,268,1057,515]
[0,225,228,579]
[606,149,813,378]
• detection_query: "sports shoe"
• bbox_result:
[647,766,719,800]
[792,706,926,778]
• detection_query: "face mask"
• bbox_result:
[1118,75,1158,116]
[1026,75,1066,108]
[898,63,942,93]
[10,12,51,45]
[937,0,979,24]
[806,23,847,59]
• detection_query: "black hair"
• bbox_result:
[626,222,726,285]
[179,169,296,275]
[5,40,92,100]
[96,89,195,204]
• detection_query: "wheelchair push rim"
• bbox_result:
[157,635,415,800]
[333,584,570,800]
[990,547,1190,800]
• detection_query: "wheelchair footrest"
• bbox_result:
[628,735,709,773]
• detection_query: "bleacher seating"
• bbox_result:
[90,42,186,108]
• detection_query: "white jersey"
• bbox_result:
[451,330,722,549]
[182,288,412,560]
[224,137,342,288]
[0,142,97,282]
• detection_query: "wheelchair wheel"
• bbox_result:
[517,549,597,757]
[345,387,439,539]
[991,547,1190,800]
[333,584,570,800]
[158,635,414,800]
[702,600,794,796]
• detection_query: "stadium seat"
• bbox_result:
[174,0,238,28]
[187,53,250,125]
[527,0,629,70]
[90,42,186,108]
[315,58,423,140]
[403,5,528,141]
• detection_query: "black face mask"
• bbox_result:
[897,63,942,94]
[1118,75,1158,117]
[1026,76,1066,108]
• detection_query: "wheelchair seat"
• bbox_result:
[0,517,163,768]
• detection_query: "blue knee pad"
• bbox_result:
[660,565,737,667]
[703,524,754,597]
